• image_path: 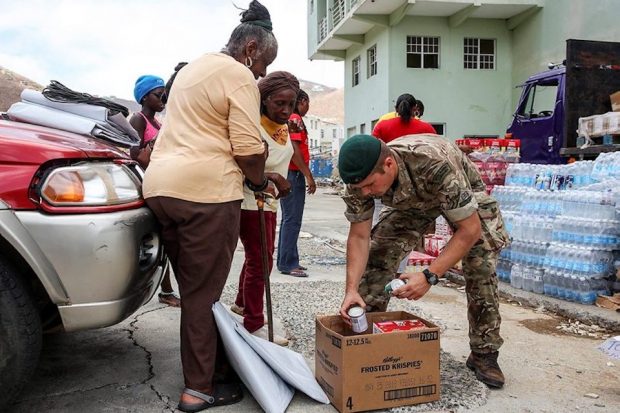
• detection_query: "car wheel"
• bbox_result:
[0,257,42,409]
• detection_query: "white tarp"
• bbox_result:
[234,322,330,404]
[212,302,294,413]
[212,301,330,411]
[7,90,139,148]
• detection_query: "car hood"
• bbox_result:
[0,119,129,163]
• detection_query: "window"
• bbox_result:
[371,118,379,131]
[517,79,559,119]
[406,36,440,69]
[367,45,377,77]
[430,123,446,136]
[352,56,361,86]
[464,38,495,70]
[321,129,325,139]
[347,126,356,137]
[360,123,366,134]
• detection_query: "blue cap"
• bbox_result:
[134,75,165,103]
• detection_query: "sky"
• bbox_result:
[0,0,344,100]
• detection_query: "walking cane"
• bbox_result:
[256,194,275,343]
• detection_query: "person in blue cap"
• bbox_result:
[129,75,181,308]
[129,75,166,168]
[337,134,509,389]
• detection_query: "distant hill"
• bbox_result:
[0,66,43,112]
[300,80,344,125]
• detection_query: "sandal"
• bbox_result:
[158,292,181,307]
[178,384,243,412]
[298,265,308,271]
[281,268,308,277]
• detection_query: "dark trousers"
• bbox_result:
[146,196,241,393]
[235,209,276,332]
[277,170,306,272]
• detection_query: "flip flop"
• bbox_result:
[158,292,181,307]
[178,384,242,412]
[298,266,308,271]
[281,269,308,277]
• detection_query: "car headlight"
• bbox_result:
[40,163,142,207]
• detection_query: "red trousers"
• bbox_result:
[235,209,276,332]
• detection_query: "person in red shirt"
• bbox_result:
[277,89,316,277]
[372,93,436,143]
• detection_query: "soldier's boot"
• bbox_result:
[466,351,505,388]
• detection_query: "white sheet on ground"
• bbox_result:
[212,302,294,413]
[234,322,330,404]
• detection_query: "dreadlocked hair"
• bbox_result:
[294,89,309,115]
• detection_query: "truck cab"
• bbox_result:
[507,39,620,164]
[507,66,565,164]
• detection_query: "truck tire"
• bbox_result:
[0,257,42,410]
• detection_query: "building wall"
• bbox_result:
[344,26,391,136]
[389,17,514,140]
[344,16,514,140]
[511,0,620,107]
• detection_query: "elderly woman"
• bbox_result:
[231,71,299,347]
[141,1,282,411]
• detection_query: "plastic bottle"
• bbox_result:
[511,264,523,289]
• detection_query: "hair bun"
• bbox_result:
[240,0,271,25]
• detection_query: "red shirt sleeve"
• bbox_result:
[288,114,303,142]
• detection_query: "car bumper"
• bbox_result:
[15,207,164,331]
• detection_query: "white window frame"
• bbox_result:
[464,38,496,70]
[352,56,361,86]
[367,44,377,78]
[406,36,440,69]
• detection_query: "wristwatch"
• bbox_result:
[423,268,440,286]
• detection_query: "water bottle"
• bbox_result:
[533,268,544,294]
[511,264,523,289]
[543,270,557,297]
[577,277,596,305]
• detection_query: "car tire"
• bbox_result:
[0,257,42,410]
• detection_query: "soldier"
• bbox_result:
[338,134,509,389]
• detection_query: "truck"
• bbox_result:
[507,39,620,164]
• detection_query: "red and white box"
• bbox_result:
[373,319,428,334]
[424,235,448,257]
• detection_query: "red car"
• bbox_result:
[0,116,165,408]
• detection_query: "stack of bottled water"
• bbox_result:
[591,151,620,182]
[491,159,620,304]
[504,162,595,189]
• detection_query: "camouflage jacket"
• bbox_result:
[342,134,509,251]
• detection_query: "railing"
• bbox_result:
[332,0,346,27]
[318,17,328,43]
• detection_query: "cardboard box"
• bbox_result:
[315,311,440,413]
[611,91,620,112]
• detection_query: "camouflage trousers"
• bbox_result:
[358,207,503,353]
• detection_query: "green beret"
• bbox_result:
[338,134,381,184]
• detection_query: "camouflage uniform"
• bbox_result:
[343,134,509,353]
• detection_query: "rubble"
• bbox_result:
[555,320,613,339]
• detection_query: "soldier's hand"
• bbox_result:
[339,290,365,327]
[393,272,431,300]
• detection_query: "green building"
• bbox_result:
[308,0,620,141]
